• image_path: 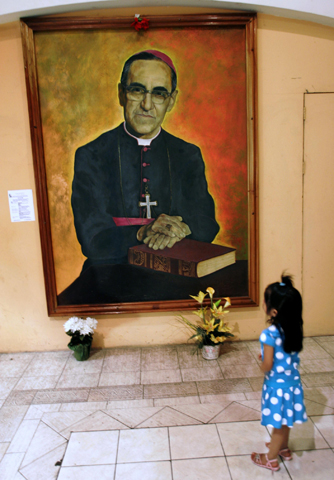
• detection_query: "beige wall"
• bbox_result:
[1,7,334,352]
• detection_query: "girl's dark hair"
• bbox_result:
[264,273,303,353]
[120,52,177,92]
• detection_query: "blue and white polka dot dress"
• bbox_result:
[260,325,307,428]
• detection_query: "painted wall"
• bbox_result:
[1,1,334,26]
[1,7,334,352]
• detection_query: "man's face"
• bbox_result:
[118,59,177,139]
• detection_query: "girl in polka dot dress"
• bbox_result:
[251,274,307,472]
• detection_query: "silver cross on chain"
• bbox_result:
[139,189,157,219]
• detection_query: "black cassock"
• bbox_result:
[71,123,220,271]
[59,125,248,304]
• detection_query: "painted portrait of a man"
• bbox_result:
[25,14,257,312]
[71,50,219,273]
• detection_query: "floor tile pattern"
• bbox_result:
[0,337,334,478]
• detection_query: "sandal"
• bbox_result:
[265,442,292,461]
[251,452,280,472]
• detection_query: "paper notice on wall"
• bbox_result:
[8,189,36,222]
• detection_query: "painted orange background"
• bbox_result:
[35,25,248,293]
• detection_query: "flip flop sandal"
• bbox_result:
[265,442,293,461]
[251,452,280,472]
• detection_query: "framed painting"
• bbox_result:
[20,13,258,316]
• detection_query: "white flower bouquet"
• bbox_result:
[64,316,98,361]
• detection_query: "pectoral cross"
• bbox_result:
[139,192,157,219]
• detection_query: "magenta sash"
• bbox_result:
[113,217,154,226]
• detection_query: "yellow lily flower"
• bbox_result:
[206,287,215,298]
[192,309,207,320]
[223,297,231,308]
[211,304,225,318]
[218,322,231,333]
[190,291,207,304]
[202,318,216,333]
[211,334,227,343]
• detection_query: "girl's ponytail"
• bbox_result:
[280,274,293,289]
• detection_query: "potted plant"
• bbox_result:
[64,316,98,361]
[178,287,234,360]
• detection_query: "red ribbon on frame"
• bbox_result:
[131,15,150,31]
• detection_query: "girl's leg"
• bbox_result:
[252,426,290,468]
[281,425,290,450]
[265,425,292,460]
[251,426,291,470]
[267,426,290,459]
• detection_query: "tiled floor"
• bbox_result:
[1,337,334,479]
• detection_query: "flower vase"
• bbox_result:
[202,344,220,360]
[68,336,92,361]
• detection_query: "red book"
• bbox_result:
[128,239,236,278]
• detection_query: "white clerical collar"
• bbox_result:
[123,122,161,146]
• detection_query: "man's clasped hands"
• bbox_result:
[137,213,191,250]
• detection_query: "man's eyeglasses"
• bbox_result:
[122,85,172,105]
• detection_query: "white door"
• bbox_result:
[303,92,334,335]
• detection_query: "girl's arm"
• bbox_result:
[260,344,274,372]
